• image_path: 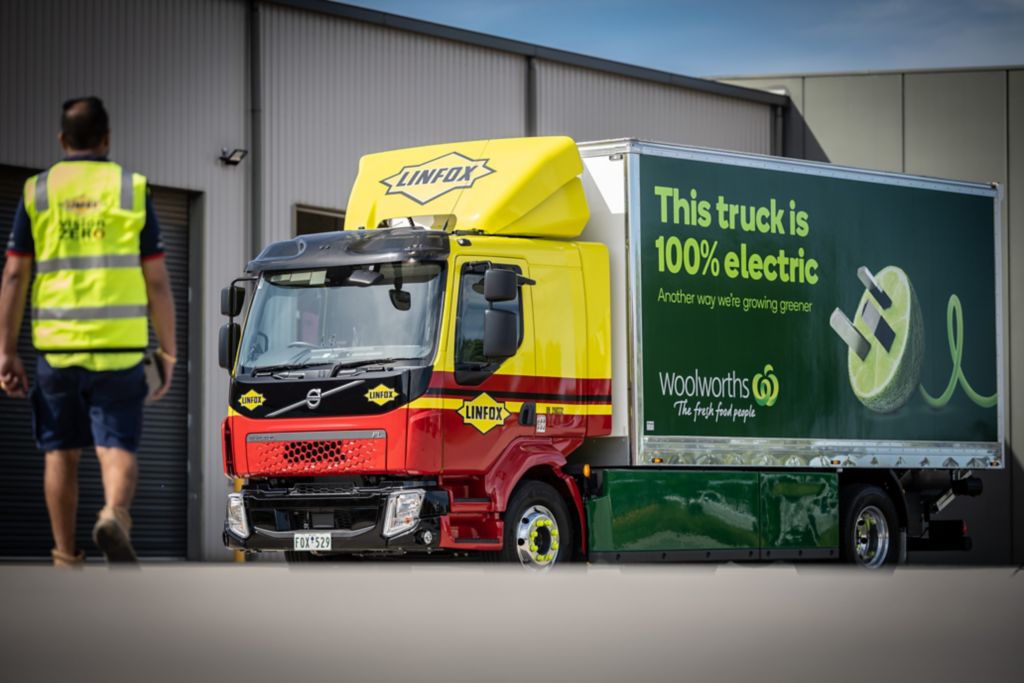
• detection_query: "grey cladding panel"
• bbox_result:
[259,5,527,245]
[904,71,1007,184]
[1009,70,1024,563]
[802,75,903,172]
[536,61,772,154]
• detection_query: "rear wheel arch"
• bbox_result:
[838,469,908,531]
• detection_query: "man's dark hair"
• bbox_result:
[61,96,109,150]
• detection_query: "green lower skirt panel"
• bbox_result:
[586,469,838,554]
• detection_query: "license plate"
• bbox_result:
[293,532,332,552]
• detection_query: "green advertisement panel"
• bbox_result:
[637,153,999,445]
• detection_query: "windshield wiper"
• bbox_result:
[252,361,334,376]
[328,357,415,377]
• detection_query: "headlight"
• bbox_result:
[383,489,425,538]
[227,492,250,539]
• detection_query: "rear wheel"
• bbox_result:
[841,484,899,568]
[497,481,573,570]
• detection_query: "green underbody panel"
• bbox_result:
[759,472,839,550]
[586,469,838,554]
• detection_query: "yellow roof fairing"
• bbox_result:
[344,136,589,239]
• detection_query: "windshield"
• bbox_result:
[236,262,444,375]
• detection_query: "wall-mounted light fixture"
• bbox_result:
[219,148,248,166]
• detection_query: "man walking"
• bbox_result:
[0,97,176,566]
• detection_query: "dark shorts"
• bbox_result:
[30,356,147,452]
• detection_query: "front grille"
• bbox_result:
[244,436,386,476]
[249,502,379,532]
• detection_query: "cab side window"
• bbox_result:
[454,263,523,384]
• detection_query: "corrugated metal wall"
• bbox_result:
[0,0,249,559]
[722,68,1023,564]
[536,61,772,154]
[258,5,528,244]
[1,0,777,560]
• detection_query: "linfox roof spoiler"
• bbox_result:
[343,136,590,238]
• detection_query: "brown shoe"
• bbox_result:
[51,548,85,569]
[92,506,138,563]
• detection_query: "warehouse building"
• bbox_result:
[0,0,1018,563]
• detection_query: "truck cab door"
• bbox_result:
[441,256,535,474]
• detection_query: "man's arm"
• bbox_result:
[0,255,32,397]
[141,257,176,401]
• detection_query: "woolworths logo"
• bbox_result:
[658,364,779,408]
[752,364,780,407]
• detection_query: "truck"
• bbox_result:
[219,136,1004,568]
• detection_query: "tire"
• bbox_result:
[840,484,899,568]
[496,481,573,570]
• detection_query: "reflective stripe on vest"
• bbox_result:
[35,254,141,273]
[32,304,149,320]
[33,170,50,211]
[26,161,149,352]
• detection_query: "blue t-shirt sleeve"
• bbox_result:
[5,198,34,255]
[140,191,165,258]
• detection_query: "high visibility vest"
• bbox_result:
[24,160,148,370]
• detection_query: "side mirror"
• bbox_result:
[221,286,245,317]
[483,309,517,359]
[219,323,240,370]
[483,268,517,302]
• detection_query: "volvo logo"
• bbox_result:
[264,379,364,418]
[305,388,322,410]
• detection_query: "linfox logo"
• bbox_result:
[61,195,100,215]
[365,383,398,407]
[380,151,495,205]
[457,393,510,434]
[238,389,266,411]
[752,364,780,408]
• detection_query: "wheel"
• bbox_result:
[497,481,573,570]
[840,484,899,568]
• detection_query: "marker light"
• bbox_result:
[383,489,425,538]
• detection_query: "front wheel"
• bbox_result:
[841,484,899,568]
[497,481,573,570]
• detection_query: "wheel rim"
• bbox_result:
[853,505,890,568]
[514,504,561,569]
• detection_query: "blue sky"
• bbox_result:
[343,0,1024,77]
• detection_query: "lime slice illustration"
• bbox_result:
[847,266,924,412]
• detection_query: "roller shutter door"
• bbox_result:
[0,164,190,560]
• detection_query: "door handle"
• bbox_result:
[519,401,536,426]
